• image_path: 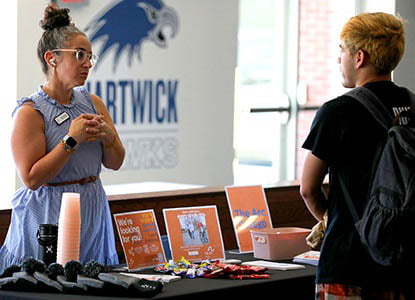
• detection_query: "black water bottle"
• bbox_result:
[37,224,58,266]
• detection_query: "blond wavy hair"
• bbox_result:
[340,12,405,75]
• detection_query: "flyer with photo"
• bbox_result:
[163,206,225,262]
[113,209,166,270]
[225,185,273,253]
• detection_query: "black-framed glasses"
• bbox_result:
[52,49,99,67]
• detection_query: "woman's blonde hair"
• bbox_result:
[340,12,405,74]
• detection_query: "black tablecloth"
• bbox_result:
[0,252,316,299]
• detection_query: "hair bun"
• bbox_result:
[40,3,72,31]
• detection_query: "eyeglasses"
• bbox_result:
[52,49,99,67]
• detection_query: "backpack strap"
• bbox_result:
[344,86,393,131]
[339,87,390,228]
[337,173,361,229]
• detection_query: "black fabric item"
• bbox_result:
[132,278,163,297]
[64,261,83,282]
[98,272,136,289]
[0,252,316,299]
[0,265,20,279]
[12,272,50,293]
[56,275,87,294]
[0,277,19,291]
[83,260,109,279]
[77,274,111,296]
[33,271,63,292]
[77,274,105,289]
[47,263,64,280]
[98,273,163,298]
[21,258,46,275]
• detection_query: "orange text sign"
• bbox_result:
[225,185,273,253]
[113,209,165,270]
[163,206,225,262]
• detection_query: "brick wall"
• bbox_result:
[296,1,353,179]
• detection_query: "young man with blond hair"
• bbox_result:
[301,12,414,299]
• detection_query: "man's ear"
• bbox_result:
[355,49,368,69]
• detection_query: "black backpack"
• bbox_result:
[339,86,415,266]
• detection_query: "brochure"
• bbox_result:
[292,250,320,266]
[242,260,305,271]
[120,273,181,283]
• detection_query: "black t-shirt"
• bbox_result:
[302,81,411,287]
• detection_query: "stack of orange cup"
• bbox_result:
[57,192,81,265]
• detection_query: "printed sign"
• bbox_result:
[163,206,225,262]
[82,0,180,171]
[225,185,273,253]
[59,1,237,185]
[113,209,166,270]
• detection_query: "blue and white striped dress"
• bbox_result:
[0,86,119,273]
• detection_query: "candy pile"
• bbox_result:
[154,257,270,280]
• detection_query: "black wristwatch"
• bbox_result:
[61,135,79,152]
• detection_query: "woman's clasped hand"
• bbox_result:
[68,113,115,145]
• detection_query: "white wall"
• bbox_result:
[17,0,48,97]
[17,0,238,188]
[395,0,415,91]
[0,2,17,209]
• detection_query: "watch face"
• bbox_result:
[66,136,78,148]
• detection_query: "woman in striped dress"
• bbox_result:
[0,3,125,273]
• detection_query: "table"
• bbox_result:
[0,252,316,299]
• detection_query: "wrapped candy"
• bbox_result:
[185,267,196,279]
[203,262,270,279]
[154,257,270,280]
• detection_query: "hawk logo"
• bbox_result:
[85,0,179,71]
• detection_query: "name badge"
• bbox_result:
[54,112,70,125]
